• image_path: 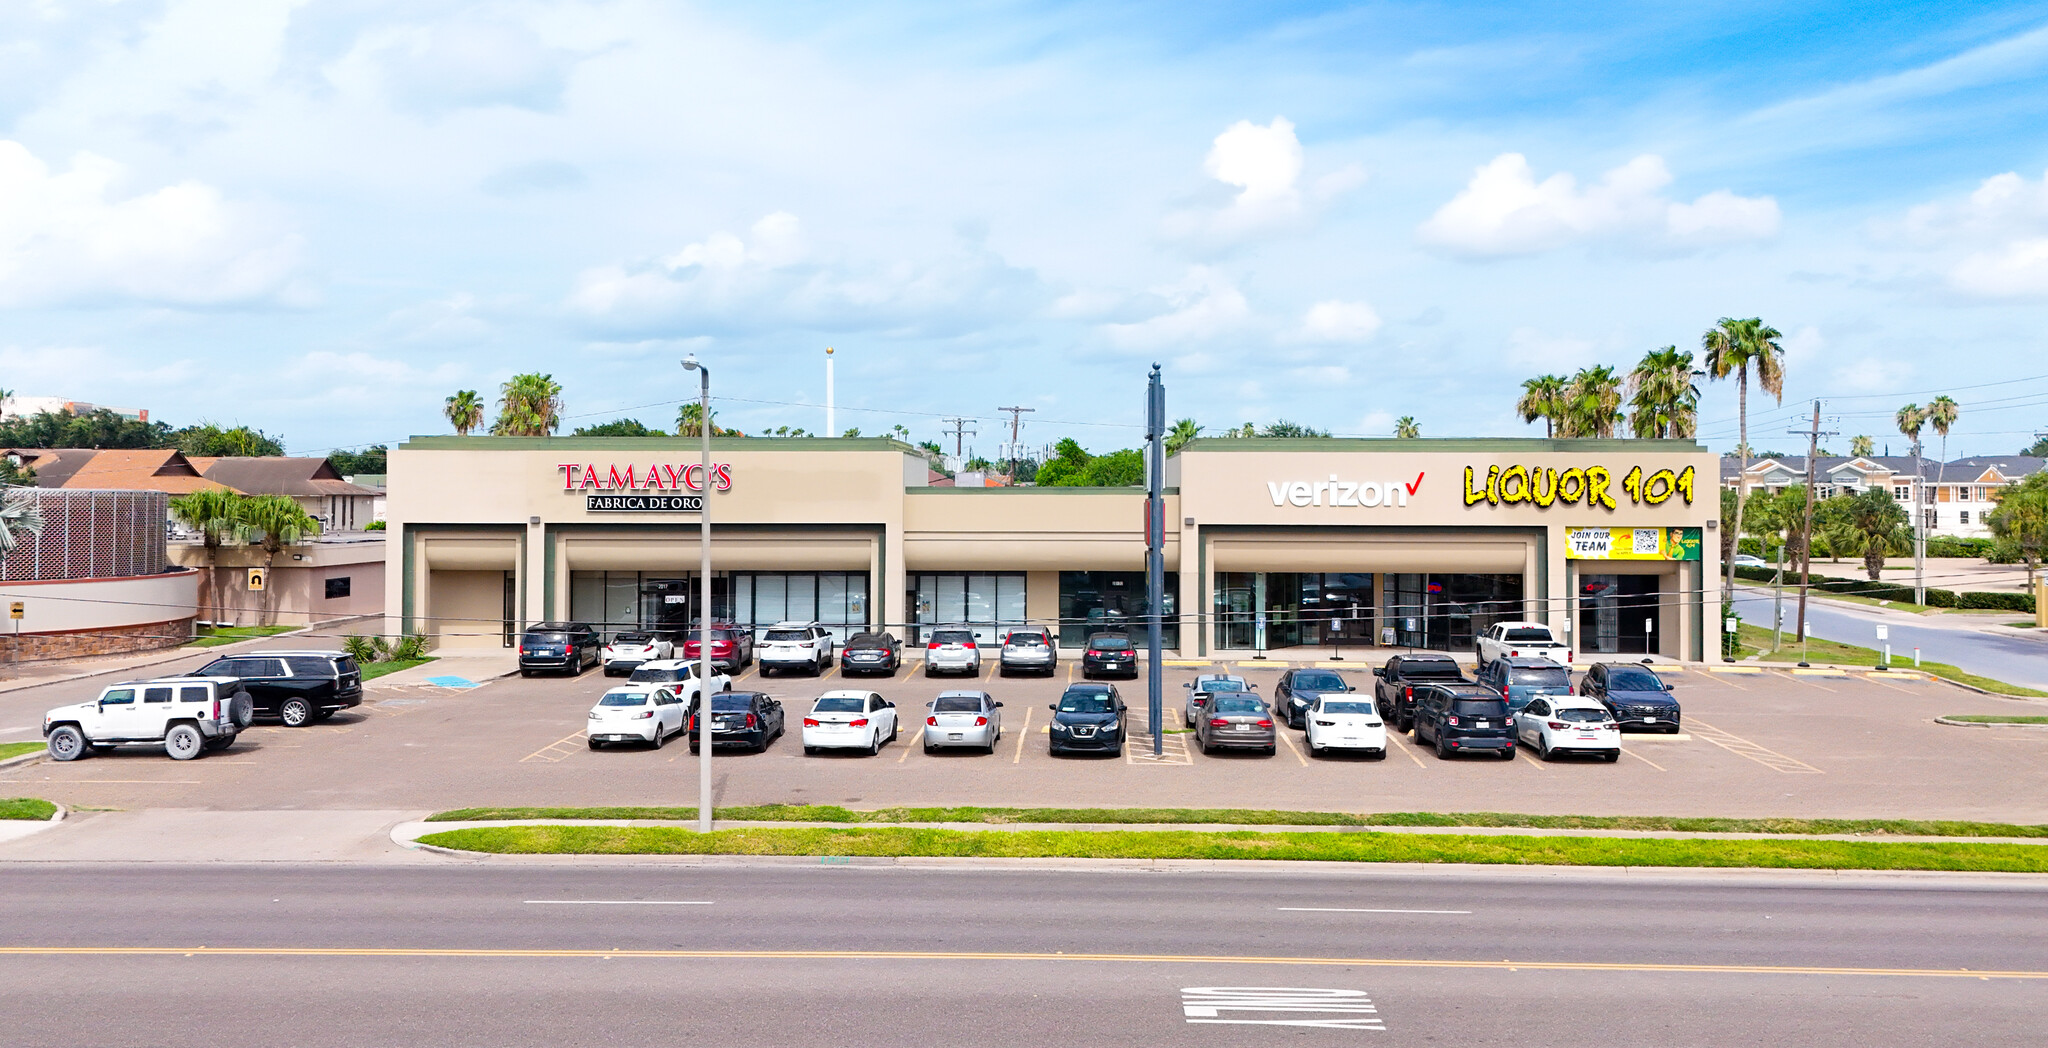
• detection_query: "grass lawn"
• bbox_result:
[1945,715,2048,725]
[359,657,435,681]
[424,805,2048,838]
[415,825,2048,872]
[0,740,44,762]
[1734,623,2048,698]
[2008,622,2044,629]
[190,624,297,648]
[0,797,58,820]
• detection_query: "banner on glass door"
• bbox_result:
[1565,526,1702,561]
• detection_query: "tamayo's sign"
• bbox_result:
[1463,464,1695,510]
[557,462,733,492]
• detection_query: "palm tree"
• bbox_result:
[1561,366,1625,438]
[490,374,563,436]
[444,390,485,436]
[1844,486,1909,582]
[169,487,250,626]
[243,494,320,626]
[1516,375,1569,437]
[1164,418,1203,455]
[1626,346,1700,438]
[676,401,720,438]
[1393,417,1421,438]
[0,485,45,553]
[1926,394,1959,510]
[1849,435,1874,457]
[1704,316,1786,605]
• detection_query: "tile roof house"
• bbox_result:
[2,450,378,531]
[36,448,234,495]
[1720,454,2045,539]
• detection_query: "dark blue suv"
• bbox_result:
[1579,663,1680,733]
[1048,683,1126,757]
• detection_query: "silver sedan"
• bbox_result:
[922,690,1003,754]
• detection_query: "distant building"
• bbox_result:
[1719,455,2046,539]
[0,395,148,422]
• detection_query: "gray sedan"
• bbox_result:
[922,690,1003,753]
[1182,673,1249,727]
[1194,692,1276,756]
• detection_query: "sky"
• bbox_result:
[3,0,2048,462]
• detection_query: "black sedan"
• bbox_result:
[1081,633,1139,679]
[687,691,786,753]
[839,632,904,676]
[1273,668,1354,729]
[1048,683,1126,757]
[1579,662,1681,733]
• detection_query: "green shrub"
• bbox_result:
[1734,565,1779,583]
[342,635,378,663]
[1988,540,2025,565]
[364,520,387,531]
[391,634,430,661]
[372,635,393,660]
[1958,591,2036,612]
[1928,536,1994,558]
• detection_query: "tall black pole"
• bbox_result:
[1145,364,1166,757]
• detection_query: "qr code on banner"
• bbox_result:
[1633,529,1662,555]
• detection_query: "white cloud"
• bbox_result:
[1502,327,1600,371]
[1418,153,1780,258]
[1892,169,2048,298]
[0,140,299,307]
[335,14,578,115]
[1283,299,1382,344]
[1100,266,1251,350]
[1162,116,1361,244]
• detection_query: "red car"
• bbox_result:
[677,626,755,672]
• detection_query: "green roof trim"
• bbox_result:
[1175,437,1707,453]
[912,486,1178,495]
[397,436,921,452]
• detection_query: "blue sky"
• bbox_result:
[3,0,2048,460]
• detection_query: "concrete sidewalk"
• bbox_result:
[0,809,439,863]
[366,648,520,687]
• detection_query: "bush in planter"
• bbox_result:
[1957,591,2037,612]
[342,635,378,663]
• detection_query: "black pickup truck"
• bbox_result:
[1372,653,1467,733]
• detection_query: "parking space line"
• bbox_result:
[1012,706,1032,763]
[984,660,999,681]
[1858,673,1917,694]
[1779,674,1839,693]
[1274,725,1309,767]
[1516,741,1546,770]
[1389,730,1428,768]
[1621,747,1666,771]
[1687,719,1822,774]
[521,730,588,763]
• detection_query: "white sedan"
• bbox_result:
[586,686,685,749]
[617,660,732,707]
[802,690,898,756]
[1515,695,1621,762]
[1303,696,1387,760]
[603,632,674,675]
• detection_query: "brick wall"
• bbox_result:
[0,617,195,663]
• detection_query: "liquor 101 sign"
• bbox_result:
[1565,526,1702,561]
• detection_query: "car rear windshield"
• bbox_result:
[933,695,984,713]
[813,697,865,713]
[526,633,571,644]
[764,629,809,642]
[1006,632,1047,646]
[1211,697,1263,715]
[1091,637,1132,651]
[1321,701,1375,716]
[846,634,889,647]
[1511,667,1571,688]
[932,630,976,644]
[1059,695,1114,713]
[282,656,334,676]
[1293,672,1344,691]
[1452,699,1509,717]
[1199,678,1247,692]
[1405,660,1462,676]
[336,656,359,675]
[628,667,686,683]
[598,692,647,706]
[1607,668,1665,690]
[613,633,651,644]
[708,694,753,712]
[1503,628,1554,642]
[1556,707,1609,723]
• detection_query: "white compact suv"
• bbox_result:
[43,677,254,762]
[759,622,834,676]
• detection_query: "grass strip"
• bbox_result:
[1734,623,2048,697]
[0,797,58,821]
[415,825,2048,872]
[190,624,298,648]
[360,657,436,682]
[1945,715,2048,725]
[0,741,44,762]
[422,806,2048,838]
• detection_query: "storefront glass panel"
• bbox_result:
[1059,571,1178,649]
[1578,574,1660,654]
[1382,573,1524,652]
[1213,572,1374,650]
[910,573,1026,645]
[571,570,866,642]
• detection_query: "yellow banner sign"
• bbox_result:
[1566,526,1703,561]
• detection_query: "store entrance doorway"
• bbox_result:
[1578,574,1661,654]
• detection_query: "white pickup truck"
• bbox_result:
[43,677,254,761]
[1475,621,1573,669]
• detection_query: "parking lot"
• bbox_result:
[6,651,2048,822]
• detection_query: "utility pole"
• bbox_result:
[1790,402,1836,664]
[1144,365,1166,759]
[996,405,1035,479]
[940,416,978,461]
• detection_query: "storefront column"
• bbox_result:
[882,525,907,635]
[1545,534,1572,649]
[1175,522,1197,658]
[521,518,545,630]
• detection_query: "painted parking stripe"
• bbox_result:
[1277,908,1471,914]
[524,900,712,906]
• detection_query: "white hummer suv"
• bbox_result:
[43,677,254,762]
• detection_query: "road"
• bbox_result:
[3,862,2045,1046]
[1734,587,2048,690]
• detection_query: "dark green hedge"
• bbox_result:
[1732,566,2032,612]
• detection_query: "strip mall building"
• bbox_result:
[384,437,1721,661]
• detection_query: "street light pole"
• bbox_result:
[682,354,714,834]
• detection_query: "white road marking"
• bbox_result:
[523,900,713,906]
[1277,907,1471,914]
[0,727,34,736]
[1181,987,1383,1030]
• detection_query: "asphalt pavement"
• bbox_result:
[1734,587,2048,690]
[1,862,2043,1046]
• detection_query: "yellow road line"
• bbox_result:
[520,730,588,763]
[1390,730,1428,768]
[5,946,2043,980]
[1709,666,1764,674]
[1011,706,1032,764]
[1273,723,1309,767]
[1622,748,1666,771]
[1687,719,1821,774]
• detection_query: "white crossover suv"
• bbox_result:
[759,622,835,676]
[43,677,254,761]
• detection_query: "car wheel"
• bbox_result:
[650,723,664,749]
[1263,745,1276,756]
[1308,737,1323,757]
[521,669,533,678]
[228,693,254,728]
[804,745,818,756]
[280,698,314,728]
[1538,736,1554,761]
[588,737,602,750]
[924,666,937,678]
[689,743,700,754]
[1435,736,1452,760]
[46,725,87,762]
[867,733,881,757]
[1370,748,1387,761]
[1501,745,1515,761]
[1605,750,1621,762]
[164,724,205,761]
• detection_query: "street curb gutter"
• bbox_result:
[1936,717,2048,729]
[0,749,46,772]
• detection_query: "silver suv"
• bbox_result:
[43,677,254,761]
[998,627,1056,677]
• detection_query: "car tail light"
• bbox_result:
[687,716,697,730]
[1503,716,1514,727]
[927,716,938,726]
[975,716,988,726]
[1256,719,1273,728]
[1087,650,1101,657]
[634,711,654,719]
[1548,721,1567,729]
[928,641,940,650]
[1567,652,1574,663]
[565,645,575,655]
[1510,650,1519,658]
[1404,686,1413,699]
[803,718,821,727]
[963,641,976,650]
[744,714,757,728]
[519,647,527,655]
[850,718,869,728]
[1501,686,1510,698]
[1210,718,1229,728]
[213,699,222,721]
[1447,715,1461,726]
[1603,722,1617,730]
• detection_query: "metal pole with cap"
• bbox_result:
[1145,364,1165,758]
[682,354,714,833]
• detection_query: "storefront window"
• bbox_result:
[571,570,867,643]
[1383,573,1523,652]
[1059,571,1177,649]
[1213,573,1374,651]
[1577,574,1660,654]
[909,573,1026,645]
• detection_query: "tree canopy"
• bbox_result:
[0,409,284,456]
[1031,437,1144,487]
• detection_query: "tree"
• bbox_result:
[1812,494,1859,562]
[1393,416,1420,438]
[1719,487,1740,563]
[841,427,861,438]
[0,407,175,449]
[1031,438,1092,487]
[169,487,250,625]
[492,374,563,436]
[1516,375,1568,438]
[573,418,656,437]
[1704,316,1786,605]
[1164,418,1203,455]
[1626,346,1700,438]
[1259,420,1330,438]
[0,455,31,485]
[1561,366,1625,437]
[1895,404,1925,450]
[675,402,741,438]
[174,422,287,457]
[1843,486,1909,581]
[1082,449,1144,486]
[1926,394,1959,503]
[1986,472,2048,590]
[445,390,486,436]
[327,446,387,475]
[0,485,46,554]
[243,494,320,626]
[2024,433,2048,457]
[1850,435,1874,457]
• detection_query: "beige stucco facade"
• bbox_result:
[385,436,1720,660]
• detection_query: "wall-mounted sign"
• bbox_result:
[558,463,733,493]
[1565,526,1702,561]
[587,494,704,513]
[1464,465,1695,509]
[1267,473,1423,508]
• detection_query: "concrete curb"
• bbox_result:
[0,748,46,771]
[1936,716,2048,730]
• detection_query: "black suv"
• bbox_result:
[1412,682,1516,760]
[1048,683,1126,757]
[194,651,362,727]
[519,622,601,676]
[1579,662,1682,733]
[1081,632,1138,679]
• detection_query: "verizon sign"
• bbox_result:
[1267,473,1424,508]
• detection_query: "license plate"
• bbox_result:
[948,733,962,740]
[1642,716,1659,723]
[1473,720,1488,728]
[1235,724,1252,731]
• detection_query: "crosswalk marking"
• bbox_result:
[1686,719,1821,774]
